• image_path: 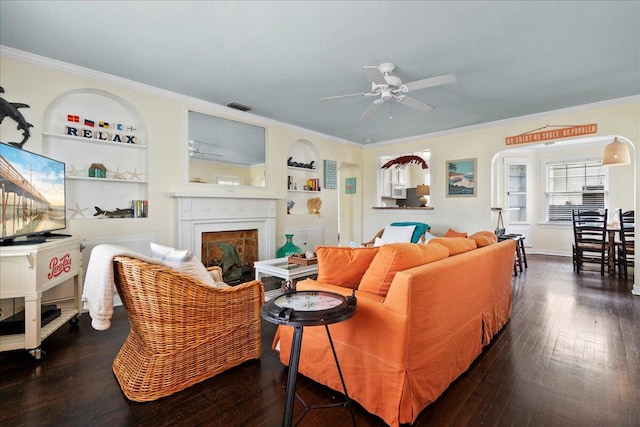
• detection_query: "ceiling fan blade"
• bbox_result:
[360,101,382,121]
[321,92,369,101]
[362,66,387,86]
[398,96,434,112]
[403,73,457,92]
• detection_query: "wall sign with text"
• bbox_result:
[505,123,597,146]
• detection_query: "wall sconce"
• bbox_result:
[602,137,631,166]
[416,184,430,206]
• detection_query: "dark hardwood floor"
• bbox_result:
[0,255,637,427]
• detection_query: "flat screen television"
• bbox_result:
[0,142,67,245]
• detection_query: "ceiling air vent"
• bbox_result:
[227,102,252,112]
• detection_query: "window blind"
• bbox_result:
[546,160,606,222]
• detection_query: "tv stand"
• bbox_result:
[0,236,46,246]
[0,237,84,359]
[38,232,72,239]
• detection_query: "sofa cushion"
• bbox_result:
[359,242,450,297]
[469,231,498,247]
[150,242,216,286]
[445,228,468,238]
[428,237,477,255]
[315,246,379,289]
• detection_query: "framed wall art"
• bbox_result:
[446,158,476,197]
[345,177,356,194]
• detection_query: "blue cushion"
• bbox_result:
[390,222,430,243]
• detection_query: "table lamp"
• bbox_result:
[416,184,430,207]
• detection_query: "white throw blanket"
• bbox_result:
[82,244,162,330]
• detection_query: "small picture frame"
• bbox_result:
[446,158,477,197]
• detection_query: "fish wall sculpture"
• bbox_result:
[0,87,33,149]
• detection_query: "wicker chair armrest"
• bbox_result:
[361,228,385,247]
[207,265,223,282]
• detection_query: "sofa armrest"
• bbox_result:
[296,279,409,364]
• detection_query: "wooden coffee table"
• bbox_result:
[254,257,318,299]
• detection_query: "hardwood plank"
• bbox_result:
[0,255,637,426]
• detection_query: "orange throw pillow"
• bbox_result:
[315,246,379,289]
[359,243,449,297]
[428,237,477,255]
[445,228,468,238]
[469,231,498,247]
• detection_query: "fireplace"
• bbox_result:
[202,229,259,283]
[172,194,278,277]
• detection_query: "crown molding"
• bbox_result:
[0,45,360,147]
[368,95,639,148]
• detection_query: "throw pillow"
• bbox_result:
[150,242,216,287]
[390,222,430,243]
[422,231,437,243]
[373,236,385,247]
[428,237,477,255]
[445,228,468,238]
[469,231,498,248]
[315,246,379,289]
[380,225,416,243]
[359,242,449,297]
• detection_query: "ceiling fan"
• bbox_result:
[188,139,223,159]
[321,63,456,120]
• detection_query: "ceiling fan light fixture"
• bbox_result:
[322,62,456,121]
[602,137,630,166]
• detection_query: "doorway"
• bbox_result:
[338,162,361,246]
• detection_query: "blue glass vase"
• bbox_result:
[276,234,302,257]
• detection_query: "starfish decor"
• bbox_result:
[68,203,88,218]
[109,166,127,180]
[127,168,144,180]
[66,165,86,176]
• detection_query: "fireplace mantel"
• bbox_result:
[171,194,278,261]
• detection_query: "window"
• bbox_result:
[216,176,243,186]
[545,159,607,222]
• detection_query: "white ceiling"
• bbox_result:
[1,1,639,145]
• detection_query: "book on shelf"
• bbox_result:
[132,200,148,218]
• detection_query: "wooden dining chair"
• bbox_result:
[616,209,635,279]
[572,209,608,275]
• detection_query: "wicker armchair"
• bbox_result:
[111,256,264,402]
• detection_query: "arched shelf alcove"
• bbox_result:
[286,139,322,214]
[42,89,148,219]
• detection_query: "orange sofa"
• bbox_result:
[272,234,516,426]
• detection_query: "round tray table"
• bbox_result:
[261,290,357,426]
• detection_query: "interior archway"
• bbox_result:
[491,135,637,293]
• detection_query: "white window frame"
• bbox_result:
[542,158,609,223]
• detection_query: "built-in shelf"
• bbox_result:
[285,140,322,216]
[287,166,319,172]
[42,89,148,219]
[42,131,147,150]
[67,176,148,184]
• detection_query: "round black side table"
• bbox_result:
[261,290,357,427]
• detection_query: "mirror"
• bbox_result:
[188,111,266,187]
[377,150,431,208]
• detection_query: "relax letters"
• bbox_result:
[65,125,137,144]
